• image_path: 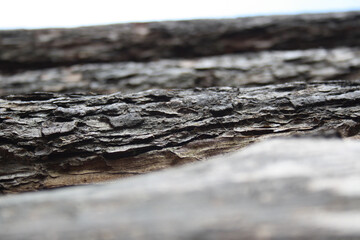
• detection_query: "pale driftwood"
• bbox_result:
[1,47,360,95]
[1,138,360,240]
[1,80,360,193]
[1,11,360,72]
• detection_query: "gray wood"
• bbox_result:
[1,11,360,72]
[2,47,360,95]
[2,10,360,240]
[1,80,360,193]
[1,138,360,240]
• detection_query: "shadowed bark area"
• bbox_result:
[1,11,360,72]
[1,139,360,240]
[1,80,360,193]
[2,47,360,95]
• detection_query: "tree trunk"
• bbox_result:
[1,138,360,240]
[1,80,360,193]
[1,11,360,72]
[1,47,360,96]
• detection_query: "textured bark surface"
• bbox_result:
[1,11,360,72]
[1,138,360,240]
[2,47,360,95]
[1,80,360,193]
[2,10,360,240]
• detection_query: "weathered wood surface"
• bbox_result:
[2,47,360,95]
[1,80,360,193]
[1,138,360,240]
[1,11,360,72]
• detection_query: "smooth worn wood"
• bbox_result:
[1,80,360,193]
[1,138,360,240]
[1,11,360,72]
[1,47,360,96]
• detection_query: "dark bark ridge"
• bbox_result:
[1,11,360,72]
[1,80,360,193]
[2,47,360,96]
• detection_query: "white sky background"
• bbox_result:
[1,0,360,29]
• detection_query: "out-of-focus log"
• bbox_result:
[2,48,360,95]
[1,139,360,240]
[1,11,360,72]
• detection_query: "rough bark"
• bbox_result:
[1,138,360,240]
[2,47,360,95]
[1,80,360,193]
[1,11,360,72]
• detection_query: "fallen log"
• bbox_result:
[1,11,360,72]
[1,80,360,193]
[1,138,360,240]
[1,47,360,95]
